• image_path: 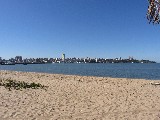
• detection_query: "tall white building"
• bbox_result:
[62,54,65,62]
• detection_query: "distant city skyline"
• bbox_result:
[0,55,156,65]
[0,1,160,62]
[0,54,155,61]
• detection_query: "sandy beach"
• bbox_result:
[0,70,160,120]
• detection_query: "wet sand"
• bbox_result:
[0,70,160,120]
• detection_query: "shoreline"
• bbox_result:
[0,70,159,81]
[0,70,160,119]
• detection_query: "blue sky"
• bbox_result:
[0,0,160,62]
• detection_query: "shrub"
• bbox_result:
[0,78,48,91]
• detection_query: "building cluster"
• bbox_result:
[0,54,156,65]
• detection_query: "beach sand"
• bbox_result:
[0,70,160,120]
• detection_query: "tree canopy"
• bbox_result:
[147,0,160,24]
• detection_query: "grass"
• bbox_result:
[0,78,48,91]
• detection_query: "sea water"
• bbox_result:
[0,63,160,80]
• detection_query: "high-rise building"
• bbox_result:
[15,56,23,62]
[62,54,65,62]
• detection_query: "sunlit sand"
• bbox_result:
[0,70,160,120]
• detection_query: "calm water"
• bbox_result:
[0,63,160,80]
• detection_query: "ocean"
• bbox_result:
[0,63,160,80]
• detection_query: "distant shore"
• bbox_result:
[0,56,156,65]
[0,70,160,120]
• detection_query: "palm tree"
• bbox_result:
[147,0,160,24]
